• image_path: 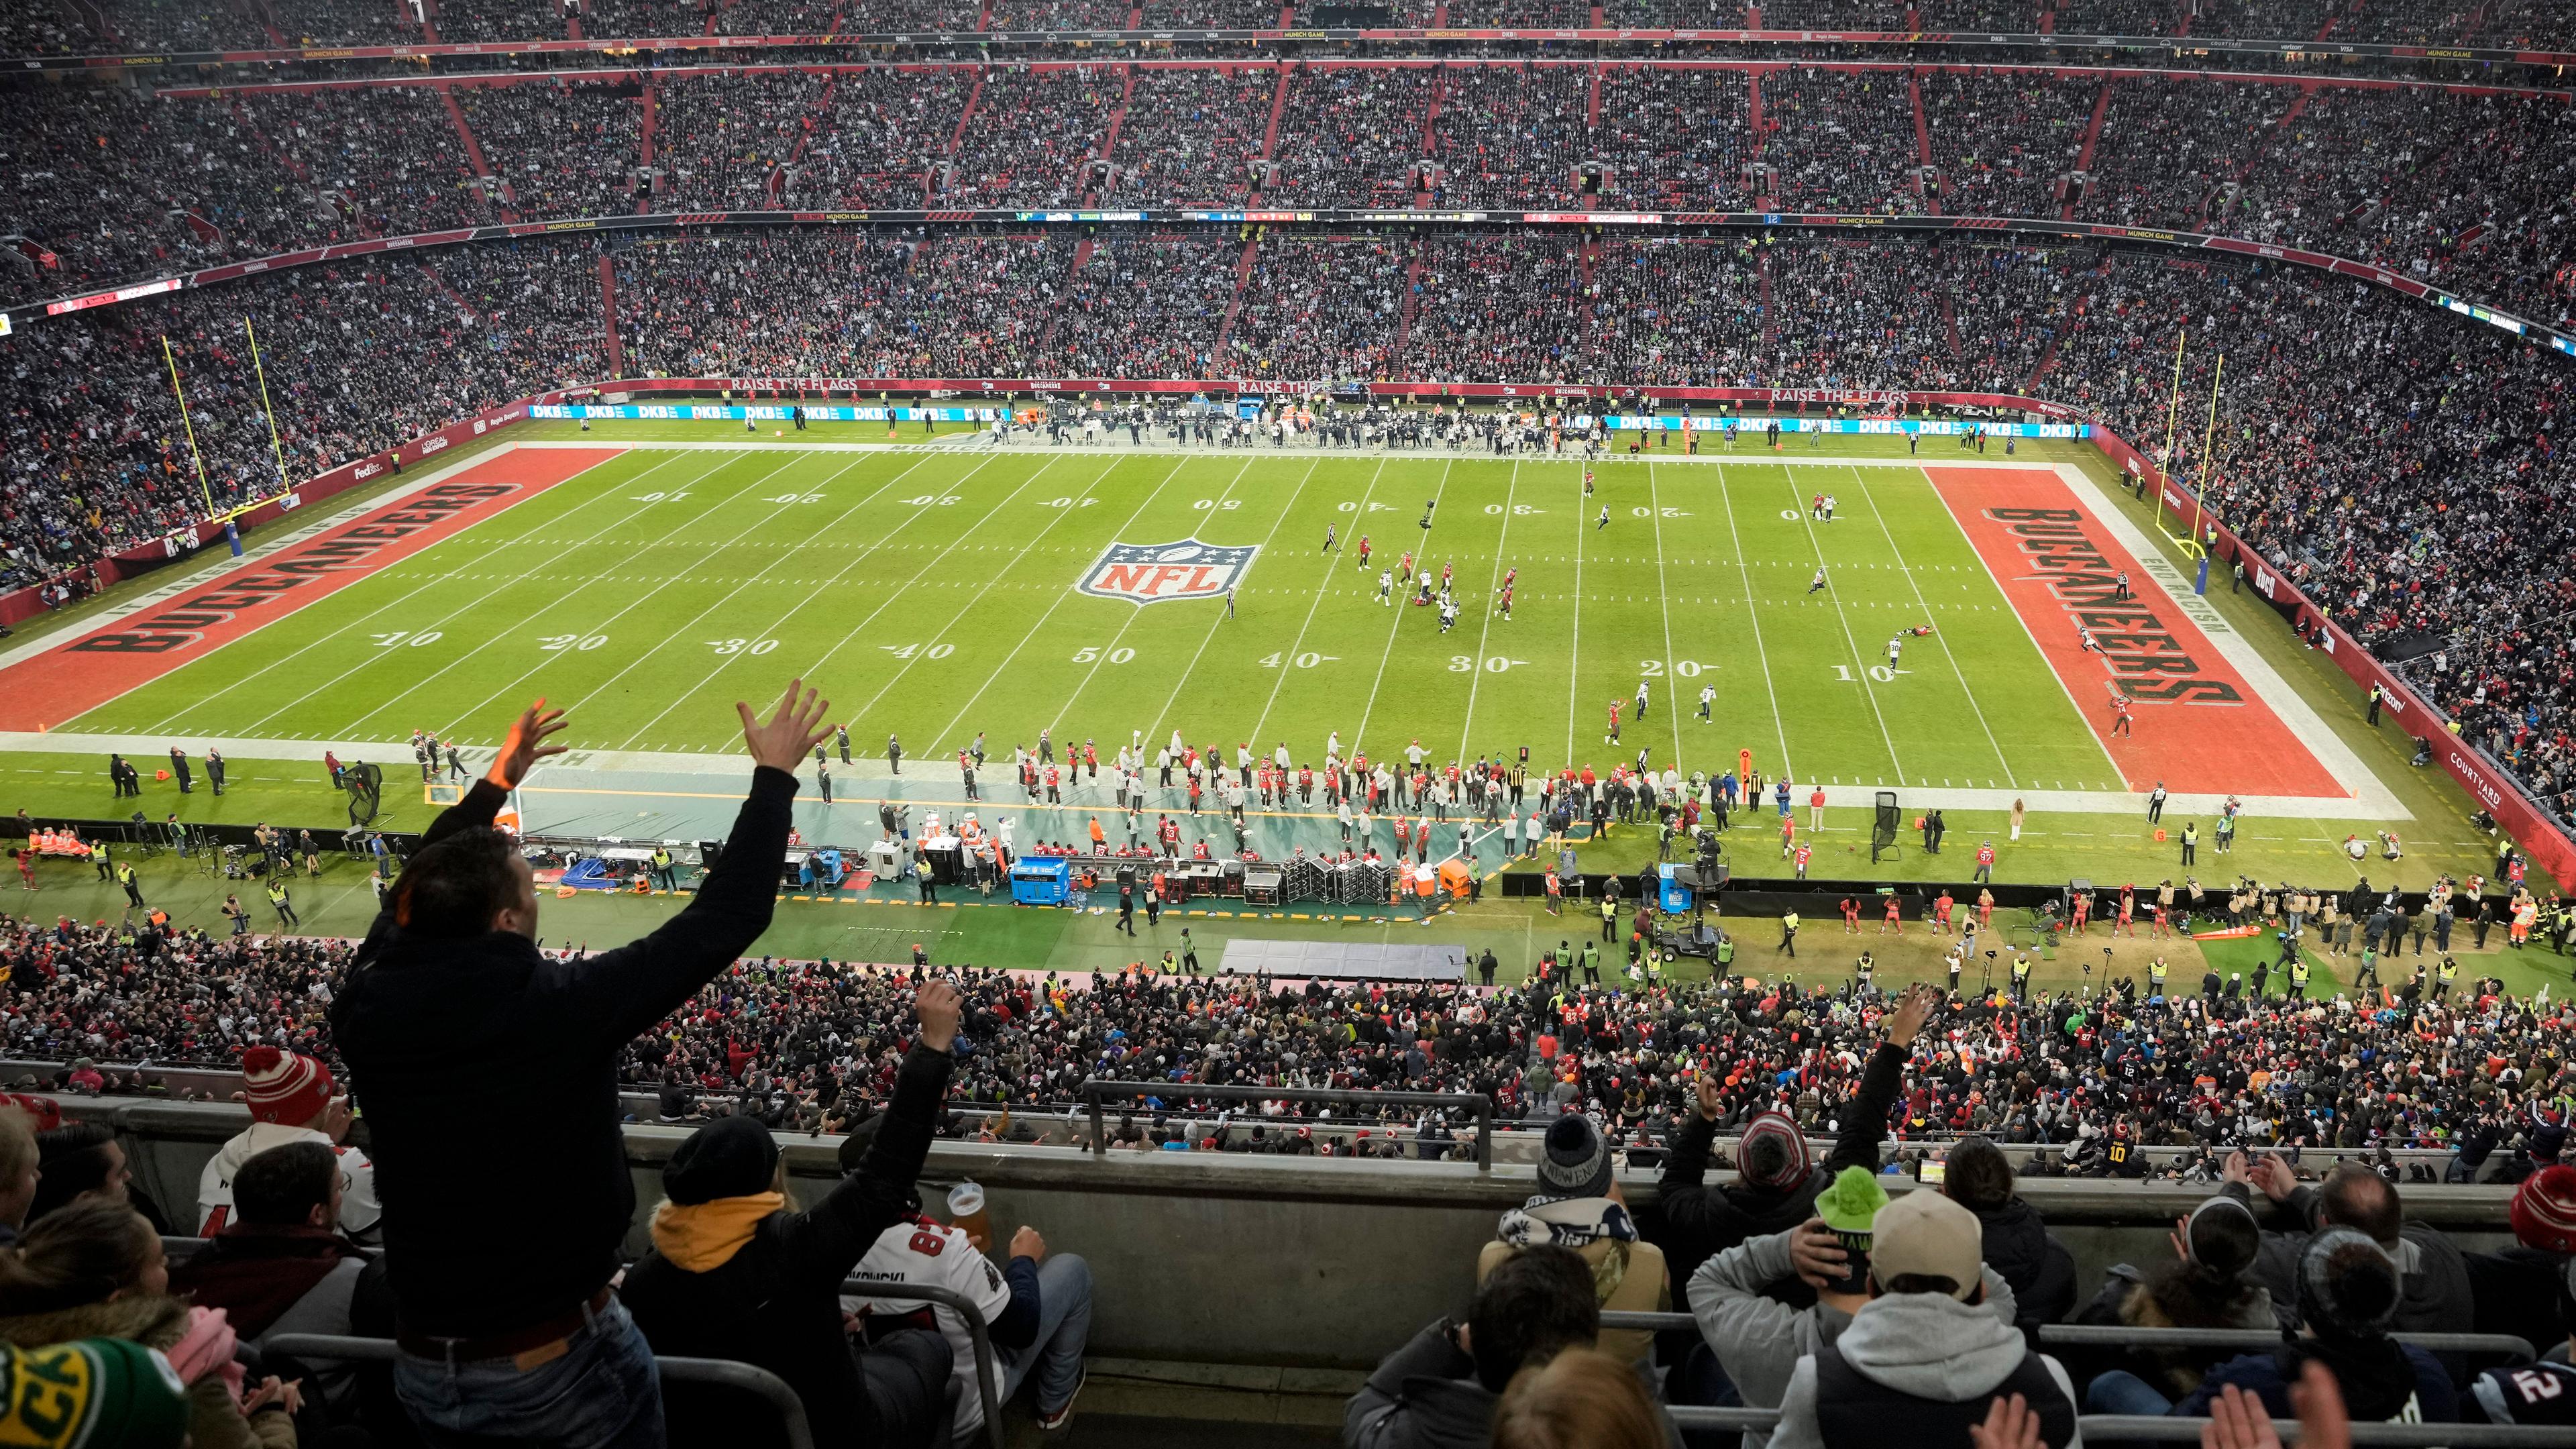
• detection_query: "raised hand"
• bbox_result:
[737,680,834,773]
[484,698,570,789]
[915,979,962,1052]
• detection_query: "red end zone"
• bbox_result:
[0,447,621,731]
[1924,466,2343,798]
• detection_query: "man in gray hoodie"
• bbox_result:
[1768,1191,2081,1449]
[1691,1167,1890,1449]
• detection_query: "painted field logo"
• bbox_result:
[1078,539,1258,604]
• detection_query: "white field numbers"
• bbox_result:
[902,494,961,506]
[1193,500,1242,511]
[1483,504,1544,515]
[764,492,825,504]
[1451,656,1528,673]
[1039,497,1100,508]
[1260,652,1337,668]
[710,639,782,655]
[630,491,692,502]
[537,633,608,651]
[877,643,955,659]
[1074,646,1136,664]
[1832,664,1904,683]
[1638,659,1713,678]
[369,631,443,648]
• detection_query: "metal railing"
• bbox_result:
[1605,1312,2538,1362]
[840,1277,1008,1449]
[2039,1324,2538,1360]
[262,1335,817,1449]
[1077,1079,1493,1170]
[1663,1408,2576,1445]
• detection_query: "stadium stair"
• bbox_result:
[636,74,659,215]
[437,81,513,221]
[1909,72,1936,214]
[2063,74,2114,220]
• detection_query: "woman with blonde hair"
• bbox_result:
[0,1202,298,1447]
[1494,1347,1668,1449]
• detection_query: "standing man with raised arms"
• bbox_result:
[335,681,834,1449]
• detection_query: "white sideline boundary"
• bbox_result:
[2047,464,2404,820]
[0,441,2406,822]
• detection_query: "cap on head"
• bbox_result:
[1870,1189,1983,1301]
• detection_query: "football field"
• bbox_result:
[0,430,2396,825]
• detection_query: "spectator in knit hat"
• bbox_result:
[2461,1164,2576,1382]
[2221,1154,2474,1381]
[2177,1228,2456,1424]
[622,980,962,1449]
[196,1045,377,1244]
[1690,1166,1886,1449]
[1768,1189,2078,1449]
[1656,986,1932,1295]
[1477,1113,1668,1368]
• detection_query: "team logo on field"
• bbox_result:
[1077,539,1259,604]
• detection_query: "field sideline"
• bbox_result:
[8,435,2376,804]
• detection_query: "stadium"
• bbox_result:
[0,2,2571,1445]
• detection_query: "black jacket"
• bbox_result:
[621,1042,953,1446]
[1972,1196,2078,1341]
[1654,1040,1907,1293]
[2224,1181,2477,1384]
[332,769,798,1337]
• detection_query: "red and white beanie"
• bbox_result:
[241,1046,334,1127]
[2512,1164,2576,1255]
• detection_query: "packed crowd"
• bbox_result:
[5,66,2571,331]
[8,0,2569,48]
[5,697,2576,1449]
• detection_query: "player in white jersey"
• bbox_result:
[1887,635,1904,667]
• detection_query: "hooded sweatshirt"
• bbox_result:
[1689,1225,1858,1449]
[1768,1267,2081,1449]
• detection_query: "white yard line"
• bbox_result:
[315,451,814,741]
[1646,461,1684,770]
[1566,462,1587,763]
[1778,464,1909,784]
[147,448,710,732]
[590,449,965,749]
[1845,463,2017,785]
[1140,457,1324,757]
[2050,463,2405,817]
[816,455,1110,731]
[1248,459,1390,746]
[1048,457,1260,739]
[1455,460,1519,763]
[928,457,1197,754]
[1350,462,1452,753]
[1914,464,2129,795]
[1709,460,1794,780]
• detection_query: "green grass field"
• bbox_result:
[0,420,2509,896]
[49,440,2151,785]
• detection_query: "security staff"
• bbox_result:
[2010,951,2032,1001]
[2147,957,2168,997]
[114,860,144,908]
[2435,955,2459,1000]
[650,847,676,892]
[265,876,298,929]
[2180,822,2198,865]
[2288,957,2310,999]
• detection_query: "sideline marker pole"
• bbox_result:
[2192,354,2226,555]
[2158,327,2188,501]
[160,336,217,519]
[245,316,292,500]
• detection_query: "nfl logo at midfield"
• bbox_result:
[1078,539,1260,604]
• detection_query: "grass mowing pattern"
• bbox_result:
[55,444,2218,796]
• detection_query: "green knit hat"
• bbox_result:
[0,1338,189,1448]
[1815,1165,1890,1236]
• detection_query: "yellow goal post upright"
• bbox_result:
[2152,342,2222,561]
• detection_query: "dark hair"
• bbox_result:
[1470,1244,1599,1393]
[390,827,522,939]
[29,1123,119,1223]
[1945,1136,2015,1212]
[2318,1165,2402,1246]
[231,1141,337,1228]
[1743,1133,1794,1183]
[0,1203,156,1314]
